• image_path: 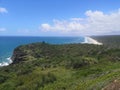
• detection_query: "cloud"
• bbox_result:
[0,28,6,32]
[0,7,8,14]
[41,24,51,32]
[40,9,120,35]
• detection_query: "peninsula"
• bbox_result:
[0,35,120,90]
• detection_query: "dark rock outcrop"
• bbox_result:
[11,46,28,64]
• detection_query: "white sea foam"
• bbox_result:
[82,37,103,45]
[0,57,13,67]
[7,57,13,63]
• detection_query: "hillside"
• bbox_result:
[0,36,120,90]
[92,35,120,48]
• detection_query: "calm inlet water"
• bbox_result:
[0,36,85,66]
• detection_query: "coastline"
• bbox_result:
[83,37,103,45]
[0,57,12,67]
[0,36,102,67]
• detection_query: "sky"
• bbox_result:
[0,0,120,36]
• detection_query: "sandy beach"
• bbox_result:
[83,37,103,45]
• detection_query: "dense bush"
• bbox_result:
[0,35,120,90]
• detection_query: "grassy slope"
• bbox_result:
[0,36,120,90]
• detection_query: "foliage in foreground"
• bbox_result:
[0,35,120,90]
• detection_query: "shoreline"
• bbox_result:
[0,57,13,67]
[83,37,103,45]
[0,37,102,67]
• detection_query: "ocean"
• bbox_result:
[0,36,85,66]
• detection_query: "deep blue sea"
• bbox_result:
[0,36,85,66]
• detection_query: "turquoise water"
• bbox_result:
[0,36,85,66]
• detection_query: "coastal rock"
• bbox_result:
[11,42,50,64]
[11,46,28,64]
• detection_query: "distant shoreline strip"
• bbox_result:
[82,37,103,45]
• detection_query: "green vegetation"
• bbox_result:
[0,35,120,90]
[92,35,120,48]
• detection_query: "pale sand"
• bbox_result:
[83,37,103,45]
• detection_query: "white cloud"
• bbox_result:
[0,7,8,14]
[0,28,6,32]
[40,9,120,35]
[41,24,51,32]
